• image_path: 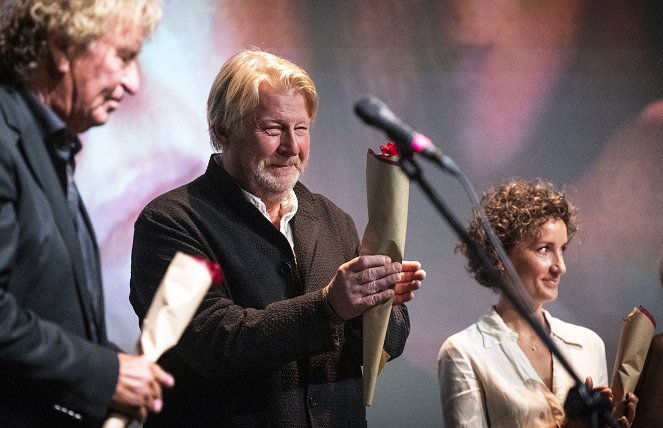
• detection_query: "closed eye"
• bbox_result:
[118,49,139,65]
[263,126,282,136]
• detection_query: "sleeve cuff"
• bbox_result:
[321,286,345,326]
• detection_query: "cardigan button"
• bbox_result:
[308,395,318,408]
[279,262,292,275]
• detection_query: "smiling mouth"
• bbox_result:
[105,100,120,111]
[543,279,559,288]
[270,163,299,170]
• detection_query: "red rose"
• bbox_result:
[192,256,224,284]
[380,142,400,158]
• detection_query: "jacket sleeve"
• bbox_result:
[130,204,345,381]
[383,303,410,360]
[632,335,663,427]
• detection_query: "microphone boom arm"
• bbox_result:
[398,155,616,428]
[354,95,619,427]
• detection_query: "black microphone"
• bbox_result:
[354,96,445,163]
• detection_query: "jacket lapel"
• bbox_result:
[2,86,102,341]
[292,184,321,292]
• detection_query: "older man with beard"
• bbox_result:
[129,49,425,427]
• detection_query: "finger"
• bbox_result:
[626,395,637,422]
[394,280,421,295]
[362,272,402,295]
[618,416,629,428]
[400,260,421,271]
[362,287,395,307]
[393,291,414,305]
[138,405,149,423]
[598,389,614,405]
[143,392,155,415]
[152,364,175,388]
[585,376,594,390]
[397,270,426,283]
[347,255,392,272]
[397,270,417,282]
[150,380,162,405]
[357,263,401,285]
[153,398,163,414]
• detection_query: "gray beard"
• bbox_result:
[249,158,308,196]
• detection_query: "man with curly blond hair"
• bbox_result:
[0,1,174,425]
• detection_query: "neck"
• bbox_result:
[495,295,546,333]
[217,153,289,224]
[265,200,284,227]
[27,75,76,131]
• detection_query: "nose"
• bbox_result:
[551,251,566,276]
[278,128,300,156]
[121,61,141,95]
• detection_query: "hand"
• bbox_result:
[562,377,637,428]
[614,392,638,428]
[590,377,638,428]
[110,353,175,422]
[392,260,425,305]
[324,255,402,320]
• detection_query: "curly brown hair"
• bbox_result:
[0,0,162,85]
[458,178,579,291]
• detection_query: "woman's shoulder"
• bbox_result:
[438,310,503,357]
[546,311,605,349]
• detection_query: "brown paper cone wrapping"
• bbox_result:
[360,150,409,406]
[610,306,656,418]
[103,252,215,428]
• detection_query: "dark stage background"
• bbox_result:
[25,1,663,426]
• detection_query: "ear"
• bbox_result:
[47,34,71,74]
[212,123,230,149]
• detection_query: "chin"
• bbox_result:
[260,173,300,192]
[88,115,110,129]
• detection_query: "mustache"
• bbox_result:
[267,157,301,167]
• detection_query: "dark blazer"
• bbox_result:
[632,333,663,428]
[0,85,118,426]
[130,157,410,427]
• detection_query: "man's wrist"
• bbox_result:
[321,286,345,326]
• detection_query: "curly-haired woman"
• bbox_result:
[438,178,637,428]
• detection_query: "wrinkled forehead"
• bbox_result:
[79,23,144,56]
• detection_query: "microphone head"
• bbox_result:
[354,96,390,127]
[353,96,415,158]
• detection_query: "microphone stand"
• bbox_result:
[397,154,618,428]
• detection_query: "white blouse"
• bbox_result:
[438,308,608,428]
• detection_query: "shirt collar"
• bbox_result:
[241,189,299,231]
[21,89,67,137]
[476,307,518,349]
[21,89,81,158]
[477,307,585,349]
[547,312,585,347]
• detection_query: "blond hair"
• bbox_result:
[207,49,318,151]
[0,0,162,84]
